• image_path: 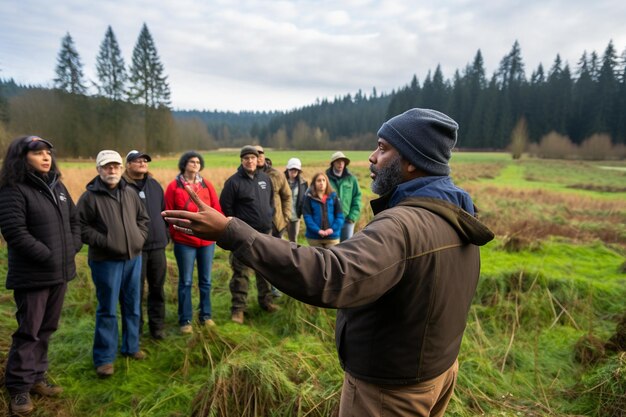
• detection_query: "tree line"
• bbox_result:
[260,40,626,150]
[1,33,625,156]
[0,24,216,157]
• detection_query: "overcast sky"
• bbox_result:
[1,0,625,112]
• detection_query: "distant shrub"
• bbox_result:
[533,131,578,159]
[508,117,528,160]
[578,133,614,161]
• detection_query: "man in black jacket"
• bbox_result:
[123,150,169,340]
[219,145,279,324]
[77,150,150,378]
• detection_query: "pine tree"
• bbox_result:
[128,23,171,108]
[95,26,127,100]
[596,40,619,137]
[54,33,86,94]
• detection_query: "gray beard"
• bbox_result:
[370,155,403,196]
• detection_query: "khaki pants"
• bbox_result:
[338,360,458,417]
[306,238,340,248]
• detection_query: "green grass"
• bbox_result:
[1,153,626,416]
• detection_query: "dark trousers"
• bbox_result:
[5,283,67,395]
[229,252,273,313]
[140,248,167,335]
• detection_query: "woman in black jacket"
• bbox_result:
[0,136,82,415]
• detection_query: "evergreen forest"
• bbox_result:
[1,27,625,157]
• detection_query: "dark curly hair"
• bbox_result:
[177,151,204,173]
[0,135,60,188]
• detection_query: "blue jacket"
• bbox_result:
[303,190,344,240]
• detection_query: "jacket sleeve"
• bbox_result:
[77,192,108,248]
[135,193,150,244]
[347,176,362,223]
[302,196,320,234]
[164,181,177,211]
[218,215,407,308]
[279,176,292,225]
[296,180,308,218]
[67,190,83,253]
[331,195,345,232]
[219,179,235,217]
[0,187,52,260]
[205,180,223,214]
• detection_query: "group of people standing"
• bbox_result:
[0,136,363,414]
[2,108,494,417]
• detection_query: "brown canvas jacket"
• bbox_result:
[218,196,493,384]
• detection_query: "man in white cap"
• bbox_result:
[163,109,494,417]
[77,150,150,378]
[326,151,362,241]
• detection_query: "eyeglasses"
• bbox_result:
[187,160,201,165]
[131,159,148,164]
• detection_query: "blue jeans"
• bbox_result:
[174,243,215,325]
[340,221,355,242]
[89,257,142,367]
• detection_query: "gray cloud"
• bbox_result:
[1,0,625,111]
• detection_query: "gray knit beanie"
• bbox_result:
[377,108,458,176]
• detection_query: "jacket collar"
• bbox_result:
[371,176,475,215]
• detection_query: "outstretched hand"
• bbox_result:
[162,185,231,241]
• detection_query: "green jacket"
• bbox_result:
[326,167,362,223]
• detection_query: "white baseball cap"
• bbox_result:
[96,150,123,167]
[286,157,302,171]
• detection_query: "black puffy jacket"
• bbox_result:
[0,172,82,290]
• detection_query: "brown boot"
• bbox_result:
[96,363,114,378]
[31,378,63,396]
[123,350,146,360]
[262,303,281,313]
[231,310,244,324]
[10,392,34,414]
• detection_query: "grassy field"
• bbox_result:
[1,150,625,416]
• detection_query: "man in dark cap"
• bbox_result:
[123,150,169,340]
[163,109,494,416]
[218,146,279,324]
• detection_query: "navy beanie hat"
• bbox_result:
[377,108,458,176]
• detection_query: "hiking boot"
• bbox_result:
[123,350,146,360]
[31,378,63,396]
[180,324,193,334]
[203,319,216,327]
[10,392,33,414]
[261,303,281,313]
[151,329,165,340]
[231,310,244,324]
[96,363,114,378]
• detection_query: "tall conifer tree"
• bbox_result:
[96,26,127,100]
[128,23,171,108]
[54,33,86,94]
